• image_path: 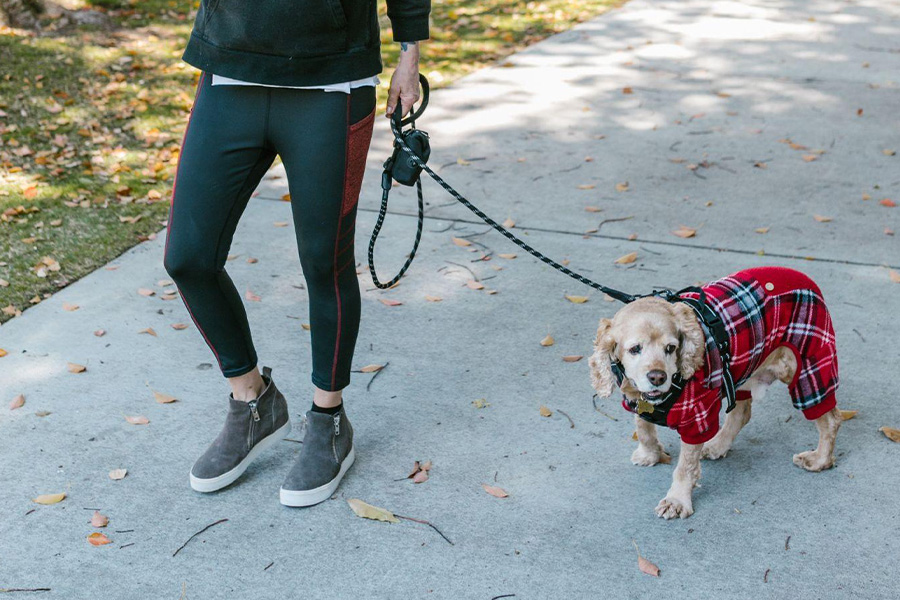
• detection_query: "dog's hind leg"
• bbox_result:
[631,415,671,466]
[701,397,752,460]
[793,407,842,471]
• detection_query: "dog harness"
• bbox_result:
[621,266,839,444]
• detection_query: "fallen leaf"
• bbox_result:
[472,398,490,409]
[300,323,311,330]
[171,323,188,330]
[672,225,696,239]
[880,199,896,208]
[0,348,7,357]
[839,410,858,421]
[347,498,399,523]
[635,542,660,577]
[87,532,112,546]
[880,427,900,443]
[137,288,155,297]
[379,298,403,306]
[456,157,471,166]
[615,182,630,192]
[422,461,432,471]
[247,257,258,264]
[91,511,109,528]
[813,215,832,223]
[889,270,900,284]
[563,355,584,362]
[615,252,638,265]
[424,295,442,302]
[245,289,261,302]
[466,280,485,290]
[451,237,472,247]
[67,362,86,373]
[360,364,384,373]
[540,335,555,347]
[138,327,157,337]
[802,154,818,162]
[413,470,429,484]
[152,389,178,404]
[9,394,25,410]
[482,484,509,498]
[62,303,79,311]
[883,149,896,156]
[125,415,149,425]
[622,87,633,94]
[499,253,517,259]
[34,410,51,417]
[565,295,588,304]
[577,184,596,190]
[109,468,127,480]
[584,206,602,213]
[273,221,289,227]
[755,227,770,234]
[94,329,106,337]
[33,493,66,505]
[539,405,553,417]
[502,218,516,228]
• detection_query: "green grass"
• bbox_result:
[0,0,619,322]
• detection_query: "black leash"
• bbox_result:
[367,76,736,411]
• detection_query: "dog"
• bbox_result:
[588,266,842,519]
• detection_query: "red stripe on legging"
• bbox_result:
[330,96,352,389]
[163,72,226,371]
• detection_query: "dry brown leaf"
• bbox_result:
[499,253,517,259]
[137,288,155,297]
[125,415,149,425]
[883,149,896,156]
[482,484,509,498]
[138,327,157,337]
[380,298,403,306]
[880,426,900,443]
[502,217,516,228]
[615,182,630,192]
[881,199,897,208]
[35,411,51,417]
[347,498,399,523]
[0,348,7,357]
[577,184,596,190]
[466,280,485,290]
[813,215,832,223]
[563,355,584,362]
[273,221,289,227]
[457,157,471,166]
[33,493,66,505]
[109,468,127,480]
[637,552,660,577]
[839,410,858,421]
[62,303,79,311]
[153,389,178,404]
[755,227,770,234]
[802,154,818,162]
[247,257,258,264]
[539,405,553,417]
[565,295,588,304]
[672,225,696,239]
[424,295,443,302]
[9,394,25,410]
[360,364,384,373]
[90,511,109,528]
[889,270,900,284]
[540,335,555,347]
[451,237,472,247]
[171,323,188,330]
[245,289,261,302]
[622,87,633,95]
[584,206,602,213]
[94,329,106,337]
[67,362,86,373]
[472,398,490,409]
[300,323,311,330]
[87,532,112,546]
[615,252,638,265]
[413,469,429,484]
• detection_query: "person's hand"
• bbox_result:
[386,41,421,119]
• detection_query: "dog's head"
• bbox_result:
[589,296,705,403]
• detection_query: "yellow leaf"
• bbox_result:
[300,323,311,330]
[472,398,490,409]
[615,252,638,265]
[883,149,896,156]
[347,498,399,523]
[108,468,127,480]
[456,157,471,166]
[360,364,384,373]
[880,426,900,443]
[482,484,509,498]
[813,215,832,223]
[615,182,629,192]
[539,405,552,417]
[67,362,86,373]
[87,532,112,546]
[0,348,7,357]
[839,410,858,421]
[540,335,555,347]
[451,237,472,247]
[755,227,770,234]
[33,493,66,505]
[565,295,589,304]
[577,184,596,190]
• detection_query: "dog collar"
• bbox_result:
[613,358,688,427]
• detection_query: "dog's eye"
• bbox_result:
[628,345,642,355]
[665,344,677,355]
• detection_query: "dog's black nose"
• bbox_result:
[647,370,667,386]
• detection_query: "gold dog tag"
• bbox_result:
[637,399,655,415]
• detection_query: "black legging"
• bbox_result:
[164,72,376,391]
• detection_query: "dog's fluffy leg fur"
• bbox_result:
[632,416,670,466]
[656,442,703,519]
[793,407,842,471]
[701,399,752,460]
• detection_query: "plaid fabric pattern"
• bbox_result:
[624,267,839,444]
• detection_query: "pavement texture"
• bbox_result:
[1,0,899,597]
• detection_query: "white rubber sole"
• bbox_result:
[189,419,292,493]
[280,446,356,507]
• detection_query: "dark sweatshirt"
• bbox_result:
[182,0,430,86]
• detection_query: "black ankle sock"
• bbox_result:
[311,402,342,415]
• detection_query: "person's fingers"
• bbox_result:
[386,84,401,116]
[400,92,419,117]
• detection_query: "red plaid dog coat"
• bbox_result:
[623,266,839,444]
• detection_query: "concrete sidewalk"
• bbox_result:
[1,0,898,598]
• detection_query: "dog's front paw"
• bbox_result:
[701,442,730,461]
[792,450,835,472]
[655,496,694,520]
[631,444,671,467]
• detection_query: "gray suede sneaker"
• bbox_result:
[189,366,291,493]
[279,407,355,507]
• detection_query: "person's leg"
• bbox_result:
[268,85,376,506]
[164,72,278,400]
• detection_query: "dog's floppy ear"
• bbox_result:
[589,318,617,398]
[672,302,705,379]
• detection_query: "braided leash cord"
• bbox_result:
[367,117,637,304]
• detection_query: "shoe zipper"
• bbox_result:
[248,400,261,422]
[333,413,341,436]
